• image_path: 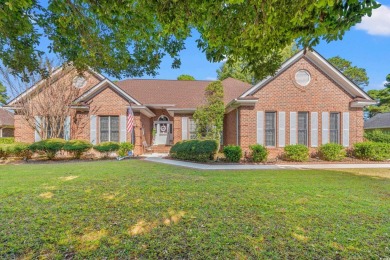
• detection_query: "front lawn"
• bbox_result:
[1,161,389,259]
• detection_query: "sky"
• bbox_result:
[134,1,390,92]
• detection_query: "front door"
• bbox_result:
[155,122,172,145]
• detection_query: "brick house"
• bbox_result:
[5,49,375,157]
[0,108,14,137]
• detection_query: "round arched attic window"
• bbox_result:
[295,70,311,86]
[73,76,87,88]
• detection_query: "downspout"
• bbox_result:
[236,108,239,145]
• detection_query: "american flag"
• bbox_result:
[127,106,134,134]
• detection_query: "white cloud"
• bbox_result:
[355,4,390,36]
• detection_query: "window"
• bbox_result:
[298,112,308,146]
[265,112,276,146]
[100,116,119,142]
[295,70,311,86]
[189,119,197,140]
[330,113,340,144]
[43,116,64,139]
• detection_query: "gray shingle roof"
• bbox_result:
[364,112,390,129]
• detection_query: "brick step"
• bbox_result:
[145,145,171,154]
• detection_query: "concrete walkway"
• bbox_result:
[144,157,390,170]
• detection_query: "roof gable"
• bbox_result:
[73,79,142,105]
[241,49,373,101]
[7,66,105,106]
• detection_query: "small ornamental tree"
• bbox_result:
[193,81,224,144]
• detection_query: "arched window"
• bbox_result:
[158,115,169,121]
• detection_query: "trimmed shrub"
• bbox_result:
[29,138,66,159]
[0,137,14,144]
[63,140,93,159]
[318,143,346,161]
[118,142,134,157]
[353,142,390,161]
[0,144,11,159]
[94,142,120,157]
[249,144,268,162]
[364,130,390,143]
[170,140,218,162]
[284,144,309,162]
[8,143,32,160]
[223,145,242,163]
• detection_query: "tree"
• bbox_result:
[0,82,8,105]
[177,74,195,80]
[328,56,369,89]
[366,74,390,117]
[217,42,299,84]
[0,1,380,81]
[193,81,224,142]
[0,60,87,139]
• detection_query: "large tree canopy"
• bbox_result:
[328,56,369,89]
[0,0,380,81]
[217,42,299,84]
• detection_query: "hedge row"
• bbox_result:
[171,141,390,163]
[0,137,14,144]
[364,130,390,143]
[0,139,134,160]
[170,140,218,162]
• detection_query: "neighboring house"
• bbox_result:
[364,112,390,133]
[0,108,14,137]
[5,49,376,157]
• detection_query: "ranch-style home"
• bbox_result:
[5,49,376,157]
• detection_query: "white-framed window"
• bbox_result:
[330,112,340,144]
[100,116,119,142]
[265,112,276,147]
[189,119,197,140]
[298,112,308,146]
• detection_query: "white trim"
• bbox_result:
[74,79,142,105]
[342,112,350,147]
[8,66,106,106]
[310,112,318,147]
[236,109,239,145]
[350,100,378,108]
[307,51,372,100]
[225,98,258,113]
[130,105,156,118]
[182,117,188,140]
[256,111,264,145]
[289,112,297,145]
[241,50,305,97]
[278,112,286,147]
[322,112,329,144]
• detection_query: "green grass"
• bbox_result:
[1,160,389,259]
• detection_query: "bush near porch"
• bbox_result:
[170,140,218,162]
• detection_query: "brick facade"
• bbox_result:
[11,52,370,158]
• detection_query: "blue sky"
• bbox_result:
[137,2,390,92]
